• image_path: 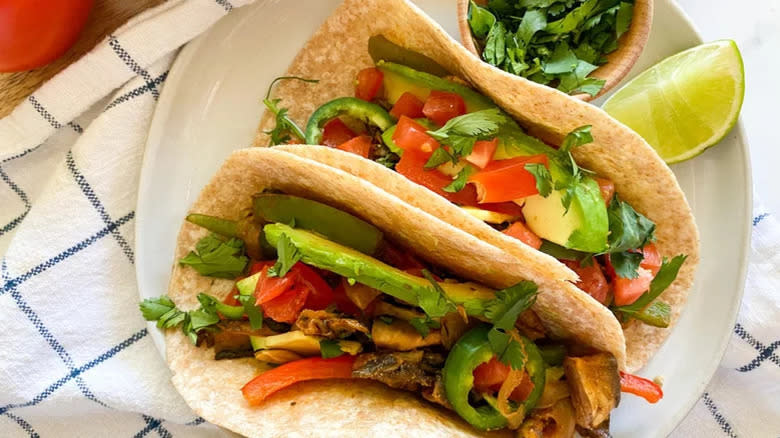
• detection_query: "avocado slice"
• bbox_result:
[368,35,450,77]
[263,223,495,315]
[377,61,495,112]
[253,193,384,255]
[249,331,362,357]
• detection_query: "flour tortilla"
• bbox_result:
[256,0,699,372]
[166,147,626,437]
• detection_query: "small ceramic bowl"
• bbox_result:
[456,0,654,101]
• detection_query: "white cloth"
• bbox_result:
[0,0,777,436]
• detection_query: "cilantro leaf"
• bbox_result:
[542,42,578,74]
[427,109,507,158]
[410,317,441,338]
[319,339,345,358]
[263,76,319,145]
[425,147,455,169]
[179,234,248,278]
[443,166,475,193]
[609,251,643,279]
[606,195,656,254]
[139,296,176,320]
[268,233,302,277]
[468,0,497,39]
[516,9,547,45]
[418,270,457,318]
[616,2,634,38]
[614,255,687,315]
[484,21,507,66]
[238,294,264,330]
[488,327,527,370]
[484,281,538,330]
[525,163,553,197]
[560,125,594,153]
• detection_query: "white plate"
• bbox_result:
[135,1,751,436]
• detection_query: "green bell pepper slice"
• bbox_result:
[304,97,394,145]
[443,325,546,431]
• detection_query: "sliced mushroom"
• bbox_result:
[294,309,369,338]
[352,350,439,392]
[562,353,620,430]
[371,318,441,351]
[518,398,576,438]
[537,367,571,409]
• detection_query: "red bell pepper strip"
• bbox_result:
[242,356,356,405]
[619,371,663,403]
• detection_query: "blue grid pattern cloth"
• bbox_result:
[0,0,778,436]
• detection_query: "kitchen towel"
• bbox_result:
[0,0,777,436]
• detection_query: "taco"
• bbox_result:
[141,147,663,437]
[255,0,699,372]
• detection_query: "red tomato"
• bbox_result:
[465,138,498,169]
[249,261,273,275]
[468,155,548,203]
[639,243,662,276]
[503,221,542,250]
[355,67,384,101]
[595,177,615,206]
[422,90,466,126]
[336,135,372,158]
[619,371,663,403]
[0,0,94,72]
[563,259,610,305]
[242,356,356,405]
[390,92,425,119]
[291,263,335,310]
[606,243,662,306]
[261,283,310,324]
[473,357,510,393]
[392,116,440,156]
[322,118,356,147]
[254,266,296,304]
[395,150,479,206]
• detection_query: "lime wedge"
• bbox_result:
[602,40,745,164]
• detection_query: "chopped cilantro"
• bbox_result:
[613,255,687,325]
[409,317,442,338]
[488,327,527,370]
[525,163,553,197]
[468,0,633,95]
[609,250,643,279]
[605,195,656,254]
[268,233,302,277]
[419,270,458,318]
[139,293,247,344]
[425,147,455,169]
[443,166,475,193]
[179,233,248,278]
[427,109,507,159]
[484,281,539,330]
[263,76,319,145]
[319,339,345,358]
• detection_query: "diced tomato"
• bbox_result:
[619,371,663,403]
[395,149,479,205]
[595,177,615,206]
[465,138,498,169]
[379,243,426,270]
[606,243,663,306]
[336,135,372,158]
[480,201,525,217]
[261,283,310,324]
[468,155,549,203]
[254,266,296,304]
[249,261,273,275]
[242,356,356,405]
[322,118,357,147]
[390,92,425,119]
[422,90,466,126]
[355,67,384,101]
[473,357,510,393]
[510,372,535,403]
[503,221,542,250]
[291,263,335,310]
[639,243,662,276]
[392,116,440,156]
[562,259,610,305]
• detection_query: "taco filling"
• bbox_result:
[265,60,686,330]
[142,191,662,435]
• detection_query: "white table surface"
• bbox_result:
[677,0,780,214]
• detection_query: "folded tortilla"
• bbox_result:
[166,147,626,437]
[255,0,699,372]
